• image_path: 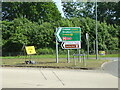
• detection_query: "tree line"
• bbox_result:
[62,2,120,25]
[1,2,119,55]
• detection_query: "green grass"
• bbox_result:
[1,57,109,68]
[0,54,117,69]
[89,54,118,58]
[0,54,118,59]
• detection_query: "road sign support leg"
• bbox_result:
[78,49,81,63]
[67,50,70,63]
[74,56,76,66]
[83,54,86,67]
[56,28,59,63]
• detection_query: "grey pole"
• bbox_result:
[83,54,86,66]
[93,40,95,54]
[67,50,70,63]
[74,57,76,66]
[56,28,58,63]
[86,33,89,59]
[96,0,98,60]
[78,49,81,62]
[87,39,89,59]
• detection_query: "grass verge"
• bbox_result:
[1,54,118,59]
[1,57,109,69]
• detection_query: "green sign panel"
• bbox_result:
[56,27,81,42]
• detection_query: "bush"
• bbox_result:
[36,48,55,55]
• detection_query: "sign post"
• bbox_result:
[67,50,70,63]
[86,33,89,59]
[56,28,58,63]
[55,27,81,63]
[93,40,95,54]
[96,0,98,60]
[78,49,81,62]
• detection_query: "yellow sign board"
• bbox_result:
[25,46,36,55]
[99,51,105,56]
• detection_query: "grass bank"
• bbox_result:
[1,54,117,69]
[1,57,109,69]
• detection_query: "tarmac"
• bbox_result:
[1,67,118,88]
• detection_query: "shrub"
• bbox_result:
[36,48,54,55]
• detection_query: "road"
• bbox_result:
[88,57,118,61]
[101,60,119,77]
[1,67,118,88]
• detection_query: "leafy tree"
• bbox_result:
[2,18,57,53]
[2,17,119,55]
[2,18,30,52]
[62,2,120,25]
[62,2,94,19]
[2,2,62,22]
[97,2,120,25]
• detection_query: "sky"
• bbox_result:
[52,0,65,17]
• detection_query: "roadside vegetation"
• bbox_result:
[1,2,119,69]
[1,57,109,69]
[2,2,119,56]
[1,54,117,69]
[1,54,118,59]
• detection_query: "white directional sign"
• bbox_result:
[61,41,81,49]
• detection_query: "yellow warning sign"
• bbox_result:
[25,46,36,55]
[99,51,105,56]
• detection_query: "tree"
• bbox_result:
[62,2,95,18]
[2,17,57,53]
[2,18,30,52]
[62,2,120,25]
[2,2,62,22]
[2,17,119,55]
[97,2,120,25]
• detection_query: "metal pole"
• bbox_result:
[67,50,70,63]
[56,28,58,63]
[30,55,32,61]
[96,0,98,60]
[86,33,89,59]
[78,49,81,62]
[74,55,76,66]
[93,40,95,54]
[73,55,76,66]
[74,57,76,66]
[83,54,86,66]
[87,38,89,59]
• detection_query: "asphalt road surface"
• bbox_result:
[1,67,118,88]
[89,57,118,61]
[101,61,119,77]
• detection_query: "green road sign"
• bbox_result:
[56,27,81,42]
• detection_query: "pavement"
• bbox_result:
[1,67,118,88]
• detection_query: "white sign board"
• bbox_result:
[61,41,81,49]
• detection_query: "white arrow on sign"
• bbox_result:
[61,42,65,49]
[56,27,62,42]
